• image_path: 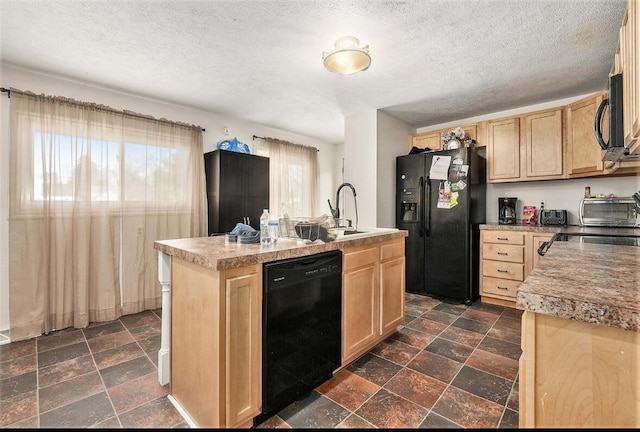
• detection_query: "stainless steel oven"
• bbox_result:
[579,197,638,227]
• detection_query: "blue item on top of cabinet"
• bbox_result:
[216,137,250,154]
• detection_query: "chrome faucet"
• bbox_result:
[328,183,358,230]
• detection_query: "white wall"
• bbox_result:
[376,111,415,228]
[0,64,338,332]
[416,93,640,224]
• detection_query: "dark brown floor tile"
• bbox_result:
[432,385,504,428]
[128,321,161,341]
[93,415,122,428]
[99,356,156,389]
[406,350,462,384]
[38,354,96,388]
[500,408,519,428]
[37,341,90,369]
[461,308,500,324]
[487,325,521,345]
[336,413,375,428]
[425,337,474,363]
[119,310,160,330]
[107,372,169,414]
[465,348,519,381]
[256,414,291,428]
[501,307,523,321]
[355,388,428,428]
[4,414,39,428]
[0,371,36,400]
[451,365,513,405]
[369,338,421,366]
[406,317,448,336]
[494,315,521,332]
[278,391,350,428]
[346,353,403,386]
[473,301,507,315]
[316,369,379,412]
[405,303,431,317]
[419,411,461,428]
[478,336,522,362]
[0,339,36,362]
[38,370,104,413]
[0,353,36,380]
[406,295,440,310]
[439,325,485,348]
[39,391,115,428]
[118,395,183,428]
[402,313,417,326]
[507,380,519,411]
[82,321,126,340]
[0,390,37,427]
[36,328,85,353]
[92,341,145,370]
[86,330,135,355]
[451,316,492,335]
[389,327,434,349]
[137,335,160,366]
[420,309,459,325]
[432,302,468,316]
[384,368,447,410]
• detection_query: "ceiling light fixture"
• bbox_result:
[322,36,371,75]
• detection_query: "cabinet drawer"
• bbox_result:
[380,240,404,261]
[481,276,521,299]
[482,260,524,281]
[343,247,378,271]
[482,243,524,263]
[483,231,525,245]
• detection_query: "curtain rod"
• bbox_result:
[253,134,319,152]
[1,86,206,132]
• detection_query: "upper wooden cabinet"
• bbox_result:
[487,108,563,183]
[564,92,610,177]
[620,3,640,154]
[409,123,483,151]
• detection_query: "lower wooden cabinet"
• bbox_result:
[520,311,640,427]
[342,238,405,366]
[170,259,261,428]
[480,230,555,308]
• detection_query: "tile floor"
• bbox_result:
[0,292,521,428]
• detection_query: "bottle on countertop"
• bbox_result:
[538,201,545,225]
[268,216,279,242]
[260,209,272,245]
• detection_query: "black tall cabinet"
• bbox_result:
[204,149,269,235]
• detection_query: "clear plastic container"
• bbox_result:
[260,209,272,245]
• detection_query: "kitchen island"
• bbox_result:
[153,228,407,428]
[516,241,640,428]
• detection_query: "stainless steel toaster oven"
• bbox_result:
[579,197,638,227]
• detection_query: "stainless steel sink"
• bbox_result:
[342,230,366,235]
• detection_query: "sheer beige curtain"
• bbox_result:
[8,89,206,342]
[264,138,318,218]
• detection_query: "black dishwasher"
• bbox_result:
[258,250,342,424]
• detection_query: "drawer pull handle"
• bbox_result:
[497,269,509,273]
[497,252,508,255]
[497,286,508,290]
[497,237,508,241]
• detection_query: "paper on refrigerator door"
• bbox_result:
[429,155,451,180]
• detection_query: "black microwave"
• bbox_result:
[594,73,630,162]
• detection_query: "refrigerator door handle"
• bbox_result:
[418,176,424,237]
[425,176,431,237]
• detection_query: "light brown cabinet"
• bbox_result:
[342,238,405,366]
[480,230,555,308]
[409,123,482,151]
[620,2,640,154]
[520,311,640,427]
[487,108,563,183]
[170,259,262,428]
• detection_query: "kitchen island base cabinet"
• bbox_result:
[341,239,405,367]
[520,311,640,428]
[171,258,261,428]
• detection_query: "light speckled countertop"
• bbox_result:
[516,242,640,332]
[154,229,408,271]
[481,223,640,236]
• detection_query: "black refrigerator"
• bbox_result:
[396,147,486,304]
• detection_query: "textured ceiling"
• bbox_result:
[0,0,628,145]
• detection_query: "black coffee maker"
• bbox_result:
[499,197,517,224]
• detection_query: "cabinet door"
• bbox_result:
[526,233,554,276]
[565,94,607,177]
[521,109,563,179]
[225,271,262,428]
[342,246,379,364]
[629,0,640,153]
[487,117,520,182]
[379,256,405,335]
[411,130,442,151]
